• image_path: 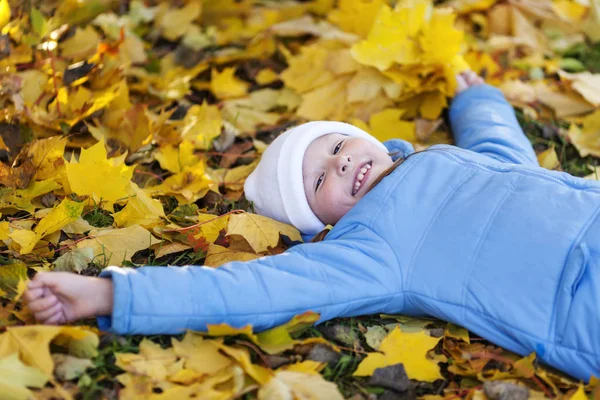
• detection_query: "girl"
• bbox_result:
[24,71,600,382]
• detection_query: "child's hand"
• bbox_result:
[24,272,114,325]
[455,70,485,94]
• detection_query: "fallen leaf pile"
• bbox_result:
[0,0,599,398]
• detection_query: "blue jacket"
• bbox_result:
[98,85,600,382]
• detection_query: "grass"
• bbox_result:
[82,206,114,228]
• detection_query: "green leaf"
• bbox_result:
[0,263,28,300]
[30,8,47,37]
[559,58,587,73]
[53,247,94,273]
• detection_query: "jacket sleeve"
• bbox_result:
[449,84,538,166]
[96,224,404,335]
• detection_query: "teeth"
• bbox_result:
[353,163,371,195]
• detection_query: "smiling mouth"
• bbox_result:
[352,161,372,196]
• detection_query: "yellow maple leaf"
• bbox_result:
[0,353,48,399]
[0,221,9,241]
[419,91,448,120]
[327,0,383,38]
[221,102,281,133]
[354,108,416,143]
[255,68,279,85]
[537,146,560,170]
[116,339,178,382]
[26,136,68,182]
[464,51,501,80]
[207,323,258,342]
[0,0,10,30]
[60,25,100,60]
[258,370,343,400]
[211,67,250,99]
[560,71,600,107]
[419,8,463,65]
[217,343,273,384]
[351,3,429,71]
[568,110,600,158]
[281,360,326,375]
[172,332,233,375]
[154,1,202,41]
[154,141,199,174]
[9,199,84,255]
[17,70,49,107]
[347,67,401,103]
[227,212,302,253]
[65,138,135,208]
[0,325,98,376]
[553,0,587,22]
[298,75,353,120]
[76,225,161,266]
[451,0,497,13]
[180,102,223,149]
[130,54,209,100]
[113,183,165,229]
[354,326,442,381]
[280,43,338,93]
[256,312,327,355]
[148,161,214,204]
[0,180,61,214]
[203,243,261,267]
[570,385,588,400]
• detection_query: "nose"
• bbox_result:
[334,154,352,175]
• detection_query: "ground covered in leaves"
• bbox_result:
[1,0,600,399]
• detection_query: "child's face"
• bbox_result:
[302,133,393,226]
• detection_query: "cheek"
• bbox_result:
[320,185,355,215]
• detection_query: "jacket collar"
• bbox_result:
[384,139,415,161]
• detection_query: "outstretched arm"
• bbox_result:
[27,224,403,335]
[450,73,538,166]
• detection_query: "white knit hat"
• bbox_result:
[243,121,387,235]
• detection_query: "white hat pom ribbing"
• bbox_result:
[243,121,387,235]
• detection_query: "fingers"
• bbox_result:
[463,70,484,86]
[456,74,468,93]
[23,287,44,304]
[34,302,63,323]
[43,311,66,325]
[27,292,59,313]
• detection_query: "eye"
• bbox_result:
[315,174,324,192]
[333,140,343,154]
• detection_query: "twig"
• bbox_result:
[235,339,270,367]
